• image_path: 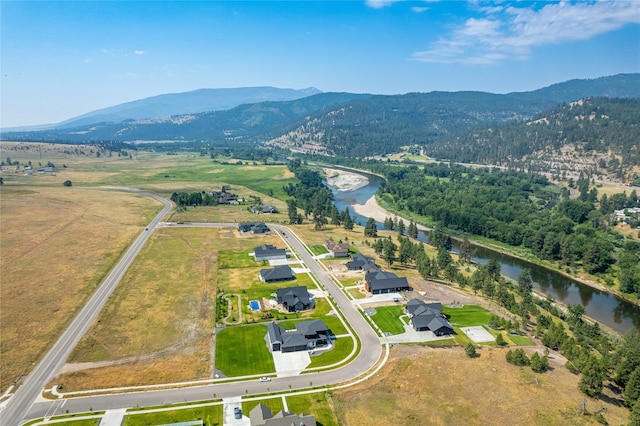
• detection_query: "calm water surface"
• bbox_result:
[329,169,640,334]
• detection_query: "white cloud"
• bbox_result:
[365,0,402,9]
[134,50,145,55]
[411,6,430,13]
[413,1,640,64]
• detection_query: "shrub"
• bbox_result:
[506,348,530,366]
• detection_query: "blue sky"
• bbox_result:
[1,1,639,127]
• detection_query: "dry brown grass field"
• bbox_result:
[53,228,284,391]
[0,185,162,392]
[334,345,630,426]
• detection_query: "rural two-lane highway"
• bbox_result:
[1,190,172,426]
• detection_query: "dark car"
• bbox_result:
[234,407,242,419]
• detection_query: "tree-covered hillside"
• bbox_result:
[427,98,640,180]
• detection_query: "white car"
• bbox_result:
[259,377,271,382]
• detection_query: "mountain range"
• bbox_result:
[2,74,639,178]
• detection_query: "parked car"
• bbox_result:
[259,377,271,382]
[234,407,242,419]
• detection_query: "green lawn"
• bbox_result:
[24,419,100,426]
[123,404,222,426]
[285,392,340,426]
[443,305,493,327]
[308,245,329,255]
[506,333,535,346]
[306,337,355,368]
[368,305,405,335]
[215,325,275,377]
[218,250,257,268]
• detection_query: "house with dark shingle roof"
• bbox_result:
[249,403,316,426]
[275,286,314,312]
[364,270,413,294]
[266,320,329,353]
[239,222,270,234]
[254,244,286,261]
[324,239,350,257]
[345,253,378,272]
[259,265,294,283]
[406,298,453,336]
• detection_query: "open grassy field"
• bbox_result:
[0,184,162,393]
[334,345,631,426]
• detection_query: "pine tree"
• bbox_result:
[579,356,604,397]
[364,217,378,237]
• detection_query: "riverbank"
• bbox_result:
[351,185,639,311]
[324,168,370,191]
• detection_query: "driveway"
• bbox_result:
[380,324,453,345]
[272,351,311,377]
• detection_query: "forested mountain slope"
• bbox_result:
[426,97,640,181]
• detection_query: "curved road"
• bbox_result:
[5,200,383,424]
[1,190,172,426]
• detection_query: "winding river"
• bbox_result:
[330,171,640,334]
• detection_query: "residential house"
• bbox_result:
[275,286,314,312]
[259,265,294,283]
[406,298,454,336]
[266,320,329,353]
[364,270,413,294]
[324,239,350,257]
[254,244,286,261]
[239,222,270,234]
[345,254,378,272]
[249,403,316,426]
[251,205,279,214]
[218,192,238,205]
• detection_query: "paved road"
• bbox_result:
[1,190,172,426]
[11,219,383,424]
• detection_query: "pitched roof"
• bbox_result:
[250,403,317,426]
[295,319,328,336]
[408,299,453,333]
[365,270,411,292]
[345,253,378,271]
[260,265,294,282]
[254,244,286,258]
[276,286,311,307]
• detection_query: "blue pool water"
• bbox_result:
[249,300,260,311]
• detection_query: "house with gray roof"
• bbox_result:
[345,254,378,272]
[249,403,316,426]
[406,298,453,336]
[275,286,314,312]
[239,222,270,234]
[254,244,286,261]
[266,320,329,353]
[324,239,350,257]
[364,270,413,294]
[259,265,294,283]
